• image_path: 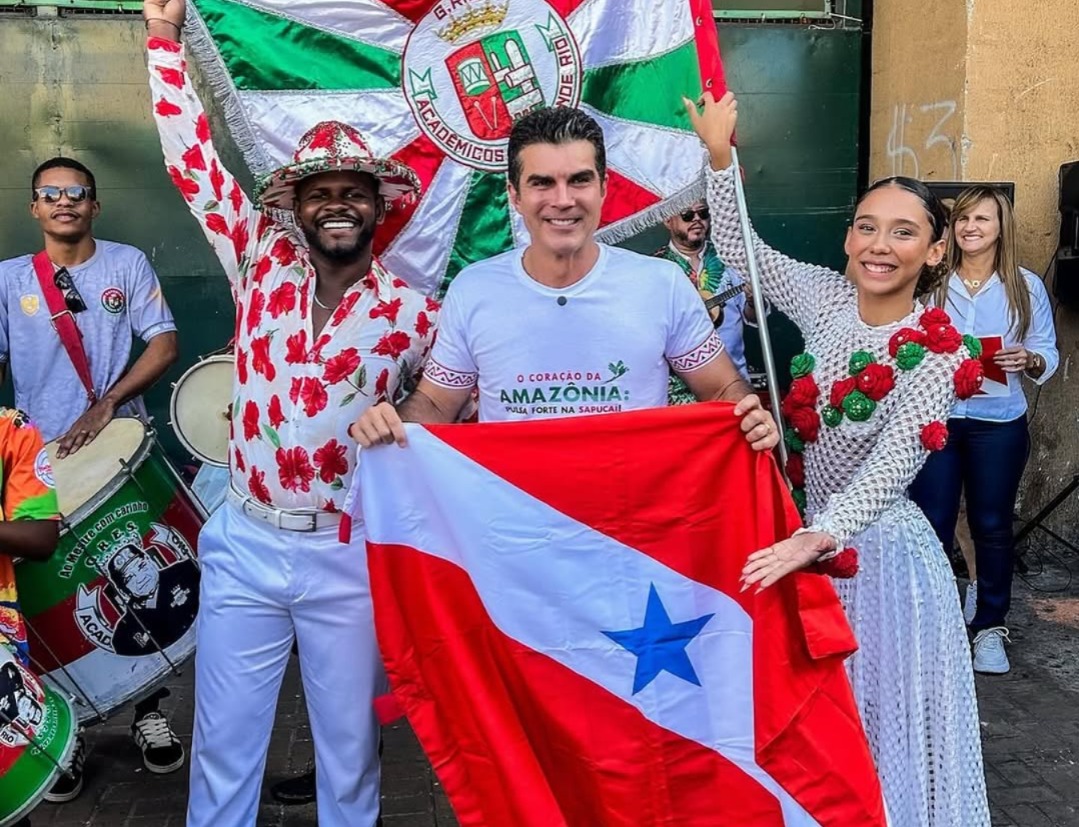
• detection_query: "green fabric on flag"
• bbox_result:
[581,41,701,131]
[195,0,400,91]
[441,172,514,297]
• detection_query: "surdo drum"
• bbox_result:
[14,419,205,723]
[0,647,77,826]
[169,352,234,467]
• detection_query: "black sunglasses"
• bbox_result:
[33,185,94,205]
[53,268,87,314]
[680,208,710,222]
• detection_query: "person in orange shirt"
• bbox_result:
[0,407,61,827]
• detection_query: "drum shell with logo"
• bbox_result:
[0,649,76,827]
[15,419,204,723]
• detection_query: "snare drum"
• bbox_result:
[170,353,234,466]
[0,649,76,826]
[15,419,205,723]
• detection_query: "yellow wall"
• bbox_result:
[868,1,968,183]
[871,0,1079,528]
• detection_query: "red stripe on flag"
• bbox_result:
[599,169,661,228]
[690,0,728,95]
[374,134,447,258]
[546,0,590,16]
[421,404,884,825]
[379,0,440,24]
[370,542,790,827]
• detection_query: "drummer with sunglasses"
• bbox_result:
[656,201,763,404]
[0,157,184,800]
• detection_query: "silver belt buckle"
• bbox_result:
[298,512,318,533]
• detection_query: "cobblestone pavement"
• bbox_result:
[29,537,1079,827]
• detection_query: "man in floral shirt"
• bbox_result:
[144,1,436,825]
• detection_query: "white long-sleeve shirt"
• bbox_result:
[935,269,1058,422]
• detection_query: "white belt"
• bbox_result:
[227,487,341,533]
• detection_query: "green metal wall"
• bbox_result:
[0,14,863,459]
[626,22,864,384]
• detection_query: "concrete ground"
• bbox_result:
[27,531,1079,827]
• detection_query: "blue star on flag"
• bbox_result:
[603,583,714,694]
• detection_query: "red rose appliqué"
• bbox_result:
[855,363,896,402]
[954,358,985,400]
[920,421,949,452]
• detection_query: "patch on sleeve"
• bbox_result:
[34,448,55,489]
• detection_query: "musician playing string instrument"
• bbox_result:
[655,200,762,403]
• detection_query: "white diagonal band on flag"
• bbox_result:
[360,426,822,826]
[240,89,420,165]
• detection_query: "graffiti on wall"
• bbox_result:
[886,101,960,179]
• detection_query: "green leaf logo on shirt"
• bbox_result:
[605,361,629,383]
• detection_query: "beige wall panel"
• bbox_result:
[869,0,969,182]
[870,0,1079,531]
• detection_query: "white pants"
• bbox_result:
[187,502,384,827]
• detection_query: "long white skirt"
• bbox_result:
[833,499,990,827]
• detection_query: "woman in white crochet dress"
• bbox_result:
[686,92,990,826]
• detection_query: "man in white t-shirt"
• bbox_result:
[351,107,778,449]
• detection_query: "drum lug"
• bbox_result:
[119,458,147,497]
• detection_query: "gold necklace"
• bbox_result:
[962,278,982,289]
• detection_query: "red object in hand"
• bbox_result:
[814,547,859,579]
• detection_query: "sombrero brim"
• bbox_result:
[255,156,420,211]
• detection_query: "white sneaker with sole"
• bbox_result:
[972,626,1011,674]
[963,581,978,626]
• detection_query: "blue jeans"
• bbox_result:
[909,416,1029,631]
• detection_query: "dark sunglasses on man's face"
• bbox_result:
[680,208,710,222]
[53,268,87,314]
[33,185,93,205]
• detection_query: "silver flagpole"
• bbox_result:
[729,145,788,469]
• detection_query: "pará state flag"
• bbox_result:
[349,403,887,826]
[184,0,724,296]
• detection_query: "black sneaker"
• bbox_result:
[45,731,85,803]
[270,768,316,805]
[131,711,185,774]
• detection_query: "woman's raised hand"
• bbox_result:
[682,91,738,171]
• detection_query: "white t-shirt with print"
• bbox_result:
[426,244,725,422]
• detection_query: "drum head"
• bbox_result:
[170,355,233,467]
[46,418,148,520]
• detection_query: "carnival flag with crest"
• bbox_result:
[345,404,888,826]
[184,0,725,296]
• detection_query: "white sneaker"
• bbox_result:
[973,627,1011,674]
[963,581,978,625]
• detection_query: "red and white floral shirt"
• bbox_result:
[148,38,436,511]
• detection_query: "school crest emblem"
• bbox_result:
[100,287,126,314]
[403,0,582,171]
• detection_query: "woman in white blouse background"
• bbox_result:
[910,185,1058,675]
